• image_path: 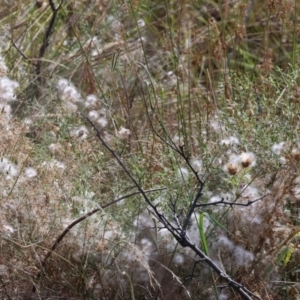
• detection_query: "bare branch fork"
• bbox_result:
[86,117,263,300]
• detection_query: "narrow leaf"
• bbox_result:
[198,213,209,255]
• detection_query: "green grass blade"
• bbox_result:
[198,213,209,255]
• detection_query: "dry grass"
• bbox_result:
[0,0,300,299]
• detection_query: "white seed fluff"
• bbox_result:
[25,167,38,178]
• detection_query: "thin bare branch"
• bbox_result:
[86,117,262,300]
[36,0,62,81]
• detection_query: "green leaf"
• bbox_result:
[207,213,229,233]
[198,213,209,255]
[111,49,122,71]
[284,246,294,266]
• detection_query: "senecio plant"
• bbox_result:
[2,0,300,299]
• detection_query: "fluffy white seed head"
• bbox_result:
[41,159,66,171]
[177,167,189,182]
[2,224,14,236]
[0,56,8,76]
[0,76,19,103]
[25,167,37,178]
[218,292,229,300]
[191,158,202,172]
[85,94,99,108]
[239,152,256,168]
[56,78,69,91]
[223,162,239,175]
[0,104,12,119]
[221,136,240,146]
[209,195,222,204]
[117,126,131,139]
[57,78,82,103]
[64,101,78,113]
[215,235,234,251]
[97,117,108,128]
[0,157,18,179]
[234,246,254,266]
[48,143,62,155]
[272,142,285,155]
[137,19,146,28]
[71,126,89,140]
[173,254,185,265]
[88,110,100,121]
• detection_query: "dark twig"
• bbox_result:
[182,184,204,232]
[7,36,30,62]
[36,0,62,81]
[178,144,202,183]
[182,259,206,285]
[195,195,268,208]
[86,117,262,300]
[32,187,165,292]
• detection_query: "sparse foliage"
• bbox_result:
[0,0,300,299]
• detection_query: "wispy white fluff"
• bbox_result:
[272,142,285,155]
[85,95,98,108]
[71,126,89,140]
[186,214,201,246]
[218,293,229,300]
[211,293,229,300]
[239,152,256,168]
[0,157,18,179]
[23,118,33,125]
[138,271,149,282]
[173,253,185,265]
[42,159,66,171]
[221,136,239,146]
[2,224,14,236]
[234,246,254,266]
[137,19,146,28]
[0,104,12,119]
[97,117,108,128]
[63,86,82,102]
[104,230,116,240]
[209,195,222,204]
[140,238,153,256]
[250,216,261,225]
[0,56,8,76]
[48,143,62,155]
[210,118,222,132]
[0,76,19,103]
[56,78,69,92]
[88,110,100,121]
[25,167,37,178]
[177,167,189,182]
[241,186,259,201]
[57,78,82,103]
[117,126,131,139]
[84,37,102,57]
[133,214,153,228]
[0,265,7,276]
[191,158,202,172]
[64,101,78,113]
[215,235,234,251]
[228,153,240,164]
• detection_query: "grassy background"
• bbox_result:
[0,0,300,299]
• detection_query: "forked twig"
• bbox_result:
[86,117,262,300]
